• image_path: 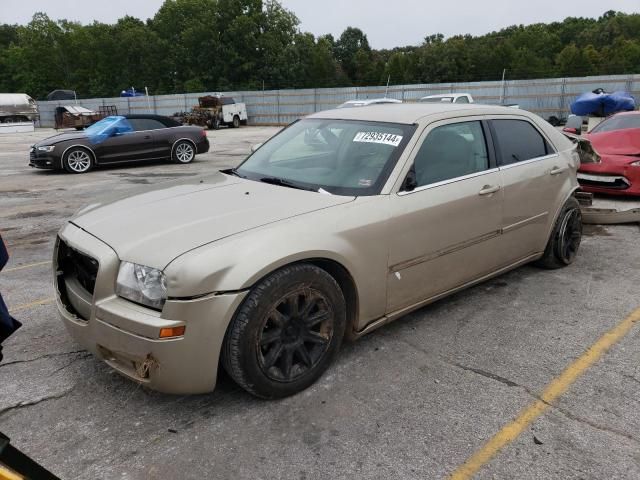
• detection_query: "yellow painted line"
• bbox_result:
[9,297,55,313]
[450,306,640,480]
[0,464,25,480]
[3,260,51,273]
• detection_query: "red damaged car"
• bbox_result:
[577,111,640,196]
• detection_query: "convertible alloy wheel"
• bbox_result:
[257,289,334,382]
[173,141,195,163]
[556,207,582,264]
[64,148,93,173]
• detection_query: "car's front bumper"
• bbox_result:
[28,150,59,169]
[55,222,247,394]
[578,158,640,196]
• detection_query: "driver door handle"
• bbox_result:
[144,135,152,140]
[479,185,501,196]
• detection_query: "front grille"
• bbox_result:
[57,238,99,294]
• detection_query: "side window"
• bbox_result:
[492,119,551,166]
[127,118,165,131]
[413,121,489,187]
[455,96,469,104]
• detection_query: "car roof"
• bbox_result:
[125,114,172,121]
[124,114,181,127]
[309,103,528,124]
[341,98,401,105]
[610,110,640,117]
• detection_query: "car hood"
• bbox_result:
[585,129,640,156]
[71,172,355,269]
[35,131,87,146]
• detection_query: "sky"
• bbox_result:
[1,0,638,49]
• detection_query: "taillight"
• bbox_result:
[201,129,207,137]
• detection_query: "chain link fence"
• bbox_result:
[35,74,639,128]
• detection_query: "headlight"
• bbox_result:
[116,262,167,310]
[630,160,640,167]
[37,145,55,152]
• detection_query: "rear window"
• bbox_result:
[491,119,552,166]
[591,115,640,133]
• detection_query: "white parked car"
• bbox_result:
[420,93,474,104]
[337,98,403,109]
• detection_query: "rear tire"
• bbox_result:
[222,264,346,399]
[534,197,582,269]
[172,140,195,164]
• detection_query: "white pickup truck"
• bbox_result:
[420,93,474,104]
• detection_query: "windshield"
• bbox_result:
[235,119,416,196]
[591,114,640,133]
[85,116,133,144]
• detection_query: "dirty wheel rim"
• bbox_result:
[257,288,334,382]
[557,208,581,264]
[175,143,194,163]
[67,150,91,172]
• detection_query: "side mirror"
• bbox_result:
[251,143,263,152]
[402,169,418,192]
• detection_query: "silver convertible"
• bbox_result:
[54,104,582,398]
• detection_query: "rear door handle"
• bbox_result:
[144,135,152,140]
[550,166,567,175]
[479,185,501,196]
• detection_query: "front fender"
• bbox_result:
[164,196,391,325]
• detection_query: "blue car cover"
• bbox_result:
[570,91,636,116]
[84,116,134,145]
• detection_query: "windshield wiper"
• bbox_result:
[224,168,246,178]
[259,176,317,192]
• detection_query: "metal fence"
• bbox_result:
[35,74,639,128]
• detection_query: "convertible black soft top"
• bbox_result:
[124,114,181,128]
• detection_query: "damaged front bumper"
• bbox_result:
[55,223,247,394]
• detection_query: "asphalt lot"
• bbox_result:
[1,127,640,480]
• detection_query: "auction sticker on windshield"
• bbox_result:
[353,132,403,147]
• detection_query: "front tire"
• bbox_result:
[232,115,240,128]
[535,197,582,269]
[222,264,346,399]
[172,140,195,164]
[63,147,94,174]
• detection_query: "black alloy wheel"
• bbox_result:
[257,289,334,382]
[555,207,582,264]
[535,197,582,269]
[222,263,346,399]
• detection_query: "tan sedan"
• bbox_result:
[54,104,583,398]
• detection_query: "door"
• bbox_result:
[386,119,504,313]
[490,118,568,261]
[95,118,157,163]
